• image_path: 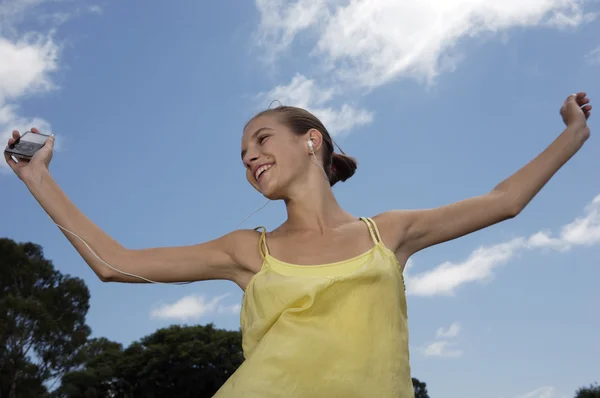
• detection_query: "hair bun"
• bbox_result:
[329,153,358,186]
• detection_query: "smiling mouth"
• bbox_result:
[255,163,274,182]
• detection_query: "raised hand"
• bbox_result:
[560,92,592,136]
[4,127,55,181]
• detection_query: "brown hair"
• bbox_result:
[247,106,358,186]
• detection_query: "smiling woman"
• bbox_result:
[241,106,358,193]
[3,92,593,397]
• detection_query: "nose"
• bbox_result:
[243,150,260,168]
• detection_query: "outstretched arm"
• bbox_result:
[5,130,254,284]
[378,92,592,258]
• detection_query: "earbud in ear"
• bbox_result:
[307,140,315,154]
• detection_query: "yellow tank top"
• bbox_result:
[214,217,414,398]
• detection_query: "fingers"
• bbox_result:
[4,152,16,170]
[7,127,46,145]
[566,92,592,116]
[566,92,588,104]
[583,104,592,119]
[577,96,590,107]
[9,130,20,145]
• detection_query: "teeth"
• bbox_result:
[255,164,273,180]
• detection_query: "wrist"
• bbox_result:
[22,167,51,190]
[565,123,590,144]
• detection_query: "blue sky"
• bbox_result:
[1,1,599,397]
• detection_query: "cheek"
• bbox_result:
[246,169,256,185]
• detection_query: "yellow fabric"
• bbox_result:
[214,217,414,398]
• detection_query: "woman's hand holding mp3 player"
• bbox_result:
[4,128,55,182]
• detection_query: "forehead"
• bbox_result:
[242,114,279,139]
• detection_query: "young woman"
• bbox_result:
[4,92,592,397]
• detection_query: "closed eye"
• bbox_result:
[258,135,269,144]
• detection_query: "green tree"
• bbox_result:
[58,324,244,398]
[54,338,123,398]
[0,238,91,398]
[413,377,430,398]
[575,383,600,398]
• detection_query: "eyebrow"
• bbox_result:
[241,127,274,160]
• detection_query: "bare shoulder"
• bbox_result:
[227,228,264,266]
[372,210,414,252]
[225,228,265,286]
[369,211,414,269]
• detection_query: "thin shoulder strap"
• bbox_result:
[362,217,382,245]
[360,217,381,245]
[254,226,270,259]
[366,217,383,243]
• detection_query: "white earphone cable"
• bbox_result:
[51,199,271,285]
[49,140,327,285]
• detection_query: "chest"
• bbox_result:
[265,228,377,266]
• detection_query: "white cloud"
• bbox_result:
[406,194,600,296]
[436,321,461,339]
[0,1,103,31]
[407,238,524,296]
[0,35,57,100]
[516,386,556,398]
[424,321,463,358]
[423,340,463,358]
[254,0,327,59]
[258,74,373,136]
[255,0,595,88]
[0,0,98,170]
[88,5,103,15]
[150,294,242,322]
[586,46,600,66]
[0,35,58,169]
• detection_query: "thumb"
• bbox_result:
[45,134,55,149]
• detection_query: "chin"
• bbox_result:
[256,180,288,201]
[260,187,285,201]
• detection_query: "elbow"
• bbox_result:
[491,189,523,219]
[93,248,130,283]
[96,268,115,282]
[97,272,113,283]
[504,194,525,219]
[505,204,522,219]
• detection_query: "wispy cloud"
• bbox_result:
[436,321,461,339]
[0,34,58,170]
[258,74,373,136]
[585,46,600,66]
[515,386,556,398]
[0,0,102,30]
[255,0,595,89]
[423,340,463,358]
[150,294,241,322]
[406,194,600,297]
[424,321,463,358]
[0,1,100,170]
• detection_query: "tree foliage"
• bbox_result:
[413,377,430,398]
[1,237,435,398]
[0,238,91,398]
[56,325,244,398]
[575,383,600,398]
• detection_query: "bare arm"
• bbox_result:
[378,93,592,258]
[20,168,251,284]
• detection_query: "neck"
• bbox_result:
[283,175,354,233]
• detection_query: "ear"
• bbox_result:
[306,128,324,154]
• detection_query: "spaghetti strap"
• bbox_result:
[254,226,270,259]
[365,217,383,244]
[359,217,379,245]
